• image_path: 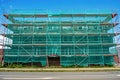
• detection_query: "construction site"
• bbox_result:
[0,10,119,67]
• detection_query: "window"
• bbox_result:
[47,26,59,30]
[38,26,43,30]
[63,26,71,30]
[94,26,97,30]
[78,26,82,30]
[24,27,28,30]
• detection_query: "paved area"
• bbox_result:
[0,72,120,80]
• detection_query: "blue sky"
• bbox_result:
[0,0,120,10]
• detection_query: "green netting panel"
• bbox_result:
[88,56,104,65]
[62,36,74,44]
[75,56,88,66]
[4,56,18,63]
[38,57,46,66]
[47,45,61,56]
[60,56,88,66]
[4,46,46,55]
[104,56,115,65]
[60,56,75,66]
[61,46,74,55]
[8,25,114,34]
[11,35,46,44]
[4,56,46,66]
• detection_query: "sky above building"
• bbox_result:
[0,0,120,10]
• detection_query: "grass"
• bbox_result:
[0,64,120,72]
[0,63,115,68]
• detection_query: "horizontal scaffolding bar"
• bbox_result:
[2,54,117,57]
[3,33,118,36]
[5,43,117,46]
[2,23,119,27]
[4,14,116,18]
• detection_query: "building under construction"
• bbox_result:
[0,10,119,67]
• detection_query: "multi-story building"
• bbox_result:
[0,10,119,66]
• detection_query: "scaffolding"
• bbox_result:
[0,9,119,67]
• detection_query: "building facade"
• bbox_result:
[1,10,119,66]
